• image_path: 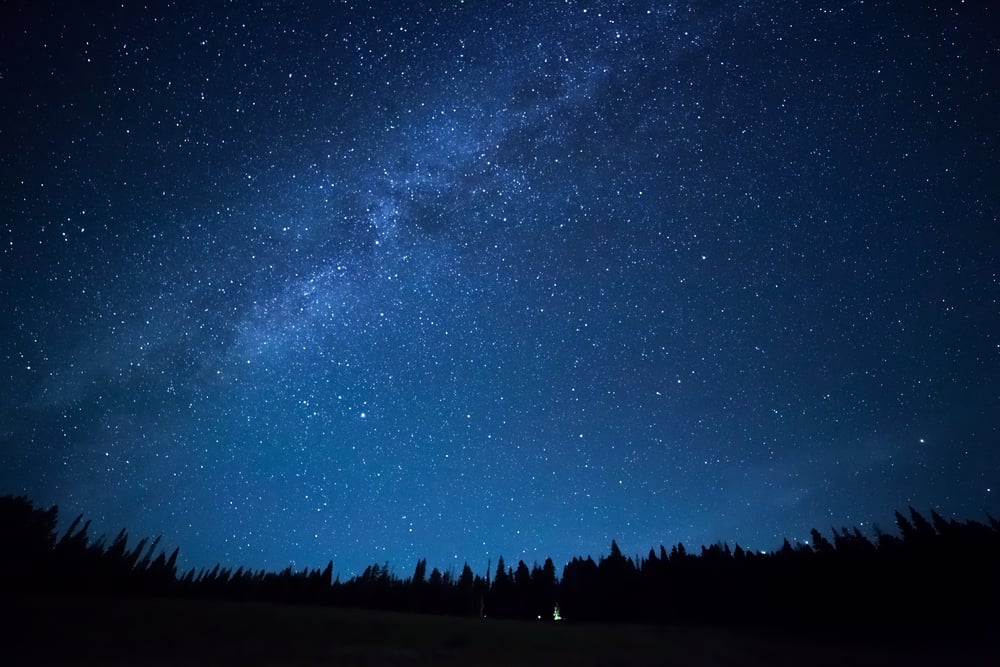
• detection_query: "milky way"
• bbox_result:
[2,1,997,577]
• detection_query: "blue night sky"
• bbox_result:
[2,1,997,578]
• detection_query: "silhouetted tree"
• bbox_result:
[456,562,476,616]
[810,528,835,556]
[411,557,427,585]
[531,557,558,620]
[909,506,937,543]
[512,560,532,618]
[895,510,918,544]
[488,556,513,617]
[560,556,599,620]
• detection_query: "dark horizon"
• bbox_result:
[5,493,1000,641]
[5,491,997,585]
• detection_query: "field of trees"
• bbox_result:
[3,494,999,665]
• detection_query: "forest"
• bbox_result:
[3,494,998,636]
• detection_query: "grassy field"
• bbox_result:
[6,595,996,666]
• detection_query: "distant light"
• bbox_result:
[360,412,367,419]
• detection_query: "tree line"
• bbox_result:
[3,494,997,634]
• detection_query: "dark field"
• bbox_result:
[6,595,996,666]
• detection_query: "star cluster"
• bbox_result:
[2,1,997,576]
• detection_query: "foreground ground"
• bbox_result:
[6,595,997,666]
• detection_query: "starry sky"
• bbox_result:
[2,1,998,578]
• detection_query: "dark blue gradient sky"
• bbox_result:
[2,1,997,578]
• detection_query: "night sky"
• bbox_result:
[2,1,997,578]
